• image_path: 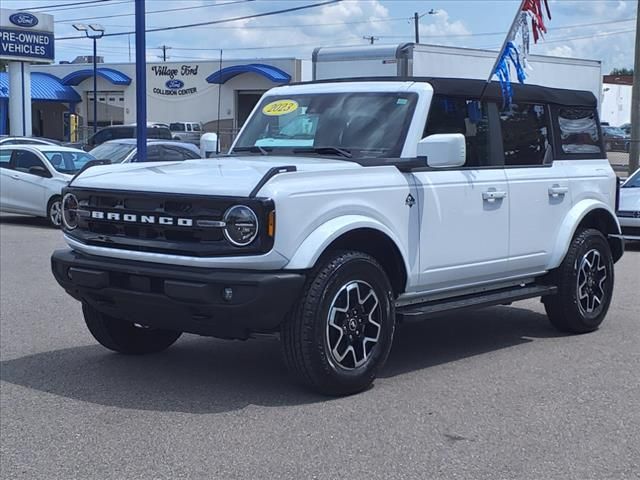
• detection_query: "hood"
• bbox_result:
[70,156,360,197]
[619,186,640,212]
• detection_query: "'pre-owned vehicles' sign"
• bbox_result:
[0,29,54,61]
[0,8,54,63]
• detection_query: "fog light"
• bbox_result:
[222,287,233,302]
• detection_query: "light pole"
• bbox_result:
[413,9,438,44]
[73,23,105,136]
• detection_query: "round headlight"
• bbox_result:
[223,205,258,246]
[62,193,79,230]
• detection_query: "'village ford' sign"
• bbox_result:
[9,12,39,28]
[0,28,54,62]
[165,79,185,90]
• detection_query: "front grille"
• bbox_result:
[65,188,274,256]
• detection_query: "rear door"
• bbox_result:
[501,103,571,275]
[412,96,510,293]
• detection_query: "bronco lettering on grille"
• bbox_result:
[90,211,193,227]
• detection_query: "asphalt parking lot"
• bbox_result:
[1,214,639,480]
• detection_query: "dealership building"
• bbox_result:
[1,57,310,145]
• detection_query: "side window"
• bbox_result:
[425,95,499,167]
[500,103,551,166]
[193,124,201,132]
[183,148,201,159]
[0,148,13,168]
[186,124,192,132]
[13,150,46,173]
[111,128,133,140]
[145,145,163,162]
[555,107,602,156]
[161,146,186,161]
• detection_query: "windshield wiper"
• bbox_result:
[293,146,353,158]
[233,146,271,155]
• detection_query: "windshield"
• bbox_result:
[44,151,95,174]
[623,170,640,188]
[233,92,418,158]
[90,142,135,163]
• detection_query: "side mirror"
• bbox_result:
[28,165,51,178]
[417,133,466,168]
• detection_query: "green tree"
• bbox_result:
[610,68,634,76]
[0,60,8,72]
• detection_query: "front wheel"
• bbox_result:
[83,303,182,354]
[281,251,396,396]
[47,196,62,228]
[544,228,614,333]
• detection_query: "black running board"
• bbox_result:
[397,284,558,321]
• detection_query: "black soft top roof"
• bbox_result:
[292,76,597,108]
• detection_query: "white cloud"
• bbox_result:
[420,10,471,39]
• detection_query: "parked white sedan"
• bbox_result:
[0,145,95,227]
[618,168,640,241]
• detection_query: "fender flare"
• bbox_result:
[548,199,622,269]
[285,214,410,273]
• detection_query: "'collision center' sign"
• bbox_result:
[0,9,54,63]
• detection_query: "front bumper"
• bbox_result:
[51,249,306,339]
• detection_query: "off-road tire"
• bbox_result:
[281,250,395,396]
[544,228,614,333]
[47,196,62,228]
[83,302,182,354]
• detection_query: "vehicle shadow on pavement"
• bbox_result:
[381,305,563,378]
[0,215,53,230]
[0,305,562,413]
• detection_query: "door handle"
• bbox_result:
[548,185,568,197]
[10,174,21,180]
[482,189,507,202]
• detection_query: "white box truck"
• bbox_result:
[312,43,602,103]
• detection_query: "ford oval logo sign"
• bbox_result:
[165,79,184,90]
[9,12,39,28]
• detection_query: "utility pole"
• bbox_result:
[363,35,379,45]
[414,12,420,43]
[629,0,640,175]
[158,45,172,62]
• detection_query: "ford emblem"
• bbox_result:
[9,12,39,28]
[165,79,184,90]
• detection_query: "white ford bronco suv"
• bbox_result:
[52,78,624,396]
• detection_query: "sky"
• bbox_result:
[3,0,637,74]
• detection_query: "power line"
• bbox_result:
[55,0,342,40]
[19,0,115,11]
[54,0,254,24]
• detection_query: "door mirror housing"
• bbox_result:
[28,165,51,178]
[417,133,466,168]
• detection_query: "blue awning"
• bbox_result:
[206,63,291,84]
[61,67,131,86]
[0,72,82,103]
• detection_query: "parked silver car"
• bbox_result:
[89,139,201,163]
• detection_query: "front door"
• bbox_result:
[413,96,510,293]
[236,91,265,129]
[9,149,51,216]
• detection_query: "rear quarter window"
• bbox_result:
[553,107,603,158]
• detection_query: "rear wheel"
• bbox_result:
[544,229,614,333]
[47,196,62,228]
[83,302,182,354]
[281,251,395,396]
